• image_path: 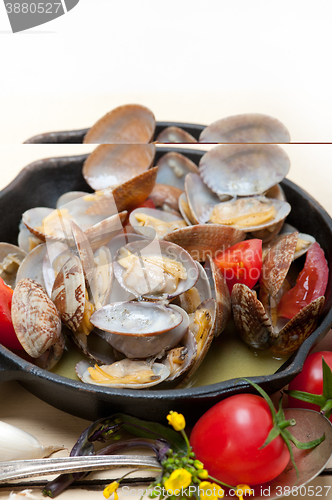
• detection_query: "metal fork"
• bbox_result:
[0,455,161,484]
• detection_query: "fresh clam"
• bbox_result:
[199,144,290,197]
[76,359,170,389]
[83,104,156,144]
[0,243,26,288]
[199,113,291,143]
[113,239,199,300]
[91,301,189,358]
[11,278,64,370]
[129,207,187,239]
[156,152,199,190]
[82,144,156,191]
[156,126,197,143]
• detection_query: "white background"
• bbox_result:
[0,0,332,142]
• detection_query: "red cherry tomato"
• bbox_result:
[278,242,328,320]
[0,277,23,350]
[190,394,289,486]
[213,239,262,293]
[288,351,332,422]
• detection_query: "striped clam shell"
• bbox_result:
[12,278,62,358]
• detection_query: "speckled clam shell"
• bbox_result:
[83,144,156,191]
[280,223,316,259]
[185,173,223,224]
[0,243,26,288]
[129,207,186,240]
[260,232,298,297]
[83,104,156,144]
[85,167,158,215]
[199,113,290,143]
[149,183,184,213]
[75,359,170,389]
[11,278,63,359]
[232,283,274,350]
[270,296,325,355]
[114,239,199,300]
[15,242,47,290]
[51,255,85,331]
[204,255,231,336]
[177,298,217,388]
[98,304,189,358]
[156,152,199,190]
[199,144,290,197]
[156,127,197,144]
[164,224,245,262]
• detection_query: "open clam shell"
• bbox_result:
[82,144,156,191]
[207,196,291,232]
[0,242,26,288]
[178,192,196,225]
[204,255,231,336]
[156,126,197,143]
[163,330,197,382]
[92,302,189,358]
[56,191,90,208]
[90,300,183,336]
[280,223,316,259]
[15,242,47,290]
[176,261,212,314]
[185,173,224,224]
[260,232,298,297]
[199,113,291,143]
[156,152,199,190]
[113,238,199,300]
[177,298,217,388]
[83,104,156,144]
[129,207,187,240]
[76,359,170,389]
[199,144,291,197]
[149,183,184,214]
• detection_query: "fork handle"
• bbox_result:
[0,455,161,483]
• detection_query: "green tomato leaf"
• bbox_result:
[286,389,326,407]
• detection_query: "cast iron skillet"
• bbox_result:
[0,147,331,424]
[24,122,205,144]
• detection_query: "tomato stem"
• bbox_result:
[239,378,325,479]
[207,474,235,490]
[279,419,296,430]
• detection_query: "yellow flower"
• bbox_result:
[197,469,209,479]
[199,481,224,500]
[164,468,192,492]
[235,484,253,500]
[166,411,186,431]
[103,481,120,500]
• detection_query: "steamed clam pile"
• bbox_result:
[0,142,327,390]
